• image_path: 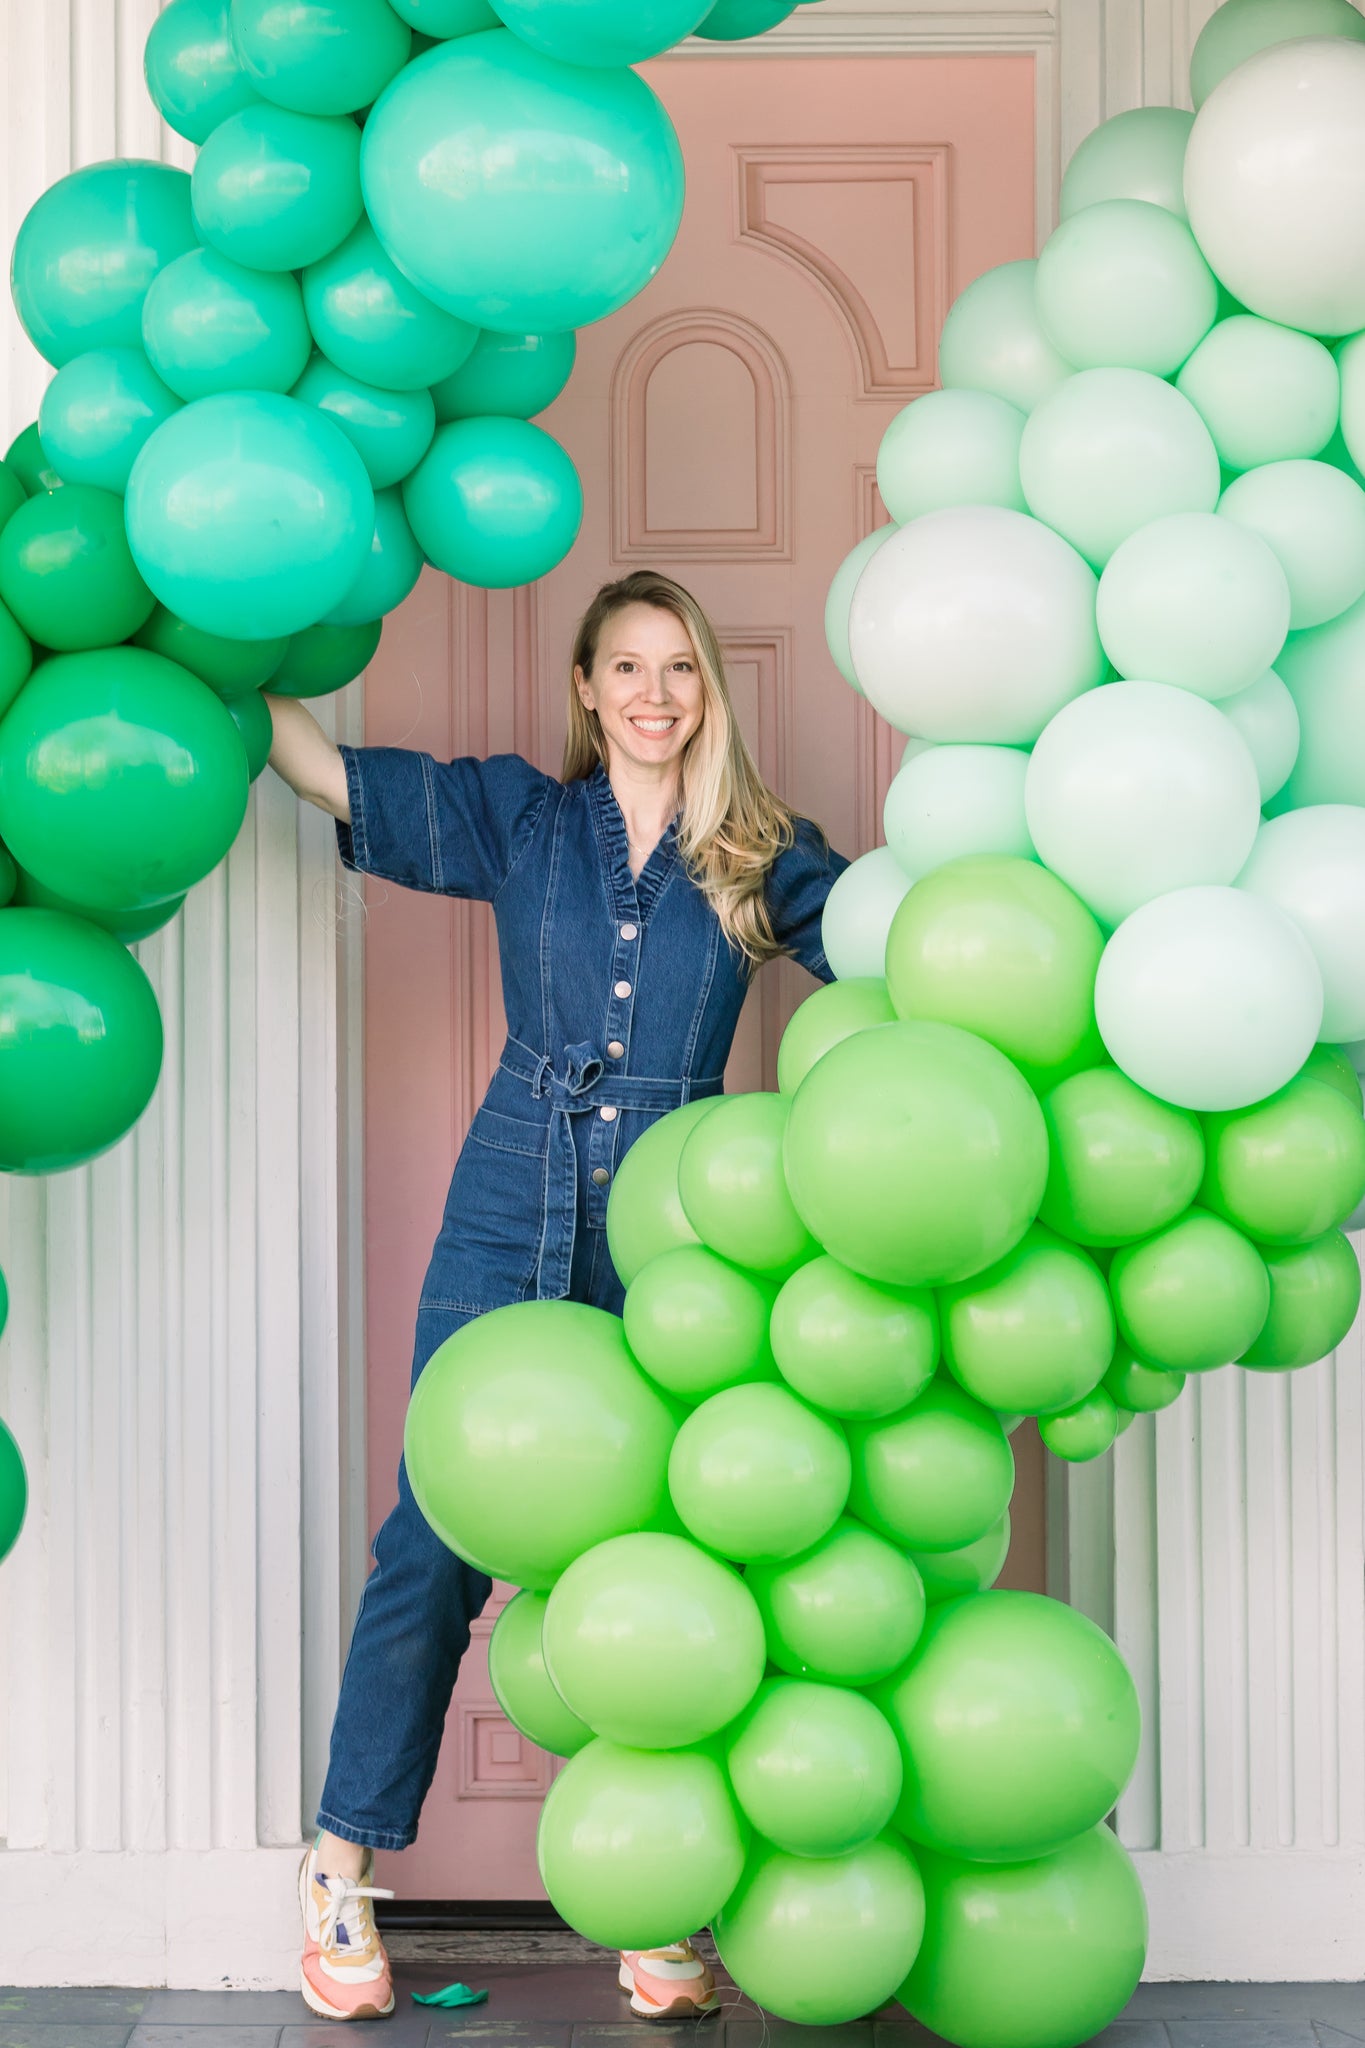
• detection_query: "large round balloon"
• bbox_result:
[1036,198,1216,376]
[1039,1066,1205,1246]
[142,247,312,401]
[1220,460,1365,633]
[847,1377,1014,1553]
[725,1677,903,1859]
[1201,1076,1365,1244]
[820,846,915,980]
[38,348,181,494]
[325,487,424,625]
[876,390,1025,523]
[11,160,197,369]
[490,0,712,64]
[402,1300,677,1587]
[624,1245,777,1403]
[1241,1229,1362,1371]
[1176,316,1340,472]
[388,0,500,25]
[0,647,249,913]
[192,104,363,271]
[746,1517,927,1687]
[0,603,32,719]
[302,219,480,393]
[229,0,411,114]
[847,506,1104,743]
[604,1097,714,1284]
[1219,670,1300,805]
[1096,513,1289,697]
[940,1224,1115,1417]
[0,1419,27,1563]
[126,392,374,638]
[487,1590,592,1757]
[785,1021,1048,1288]
[430,328,577,422]
[937,260,1072,416]
[770,1256,938,1421]
[0,484,155,650]
[0,910,164,1173]
[678,1091,815,1276]
[361,31,684,331]
[402,418,582,587]
[1190,0,1365,107]
[135,604,288,698]
[884,745,1033,878]
[144,0,266,143]
[291,355,436,489]
[1058,106,1193,220]
[1110,1208,1270,1373]
[776,978,896,1096]
[1239,808,1365,1039]
[668,1383,850,1562]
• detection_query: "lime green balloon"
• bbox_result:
[770,1256,938,1421]
[605,1097,715,1285]
[668,1383,850,1563]
[0,485,154,650]
[823,525,895,692]
[0,1418,27,1563]
[877,390,1025,523]
[1038,1386,1120,1462]
[5,425,64,498]
[0,647,248,913]
[886,857,1105,1090]
[624,1245,777,1403]
[1240,1229,1362,1371]
[848,1378,1014,1553]
[1036,199,1216,378]
[746,1517,927,1686]
[230,0,411,115]
[678,1091,816,1276]
[726,1677,903,1858]
[1190,0,1365,108]
[143,247,312,402]
[135,605,288,700]
[403,417,583,588]
[13,865,185,945]
[900,1826,1147,2048]
[878,1590,1139,1861]
[226,689,273,782]
[488,1589,592,1758]
[1302,1043,1363,1107]
[911,1515,1010,1605]
[143,0,266,145]
[292,356,436,489]
[403,1300,678,1589]
[941,1223,1114,1417]
[696,0,800,36]
[303,219,479,393]
[1040,1065,1205,1245]
[1201,1075,1365,1243]
[1176,317,1340,473]
[1059,107,1193,221]
[0,909,163,1172]
[267,620,381,698]
[1104,1340,1185,1413]
[490,0,713,64]
[538,1737,746,1951]
[1110,1207,1270,1373]
[0,601,33,719]
[192,104,363,271]
[776,977,895,1095]
[38,347,182,494]
[431,331,577,423]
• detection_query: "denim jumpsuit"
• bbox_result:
[317,742,848,1850]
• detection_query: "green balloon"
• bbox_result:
[726,1677,903,1858]
[1036,198,1216,378]
[900,1825,1147,2048]
[431,331,577,424]
[678,1091,816,1277]
[192,104,363,272]
[266,620,382,698]
[1177,316,1340,473]
[696,0,799,34]
[605,1097,715,1285]
[714,1835,925,2027]
[491,0,713,64]
[0,851,16,909]
[4,424,64,497]
[487,1589,592,1758]
[1201,1076,1365,1243]
[0,1417,27,1563]
[0,909,163,1172]
[1301,1043,1363,1107]
[746,1517,927,1687]
[325,487,423,626]
[538,1737,746,1951]
[1040,1065,1206,1245]
[226,688,273,782]
[0,600,33,719]
[143,247,312,402]
[403,417,583,589]
[878,1590,1140,1862]
[38,347,182,494]
[0,462,26,534]
[1059,106,1194,221]
[143,0,266,145]
[770,1255,938,1421]
[624,1245,777,1403]
[885,857,1105,1091]
[1189,0,1365,108]
[1110,1207,1270,1373]
[135,603,288,699]
[784,1022,1049,1289]
[776,977,895,1094]
[0,485,154,650]
[1104,1340,1185,1413]
[303,219,479,393]
[230,0,411,115]
[941,1223,1114,1417]
[388,0,498,26]
[847,1377,1014,1554]
[668,1383,850,1563]
[0,647,249,914]
[1038,1386,1120,1462]
[543,1530,762,1746]
[1240,1229,1362,1371]
[13,865,184,944]
[911,1515,1010,1605]
[293,355,435,489]
[403,1300,677,1589]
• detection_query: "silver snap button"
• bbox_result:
[614,979,632,999]
[620,922,638,941]
[599,1105,618,1122]
[591,1166,611,1186]
[607,1040,625,1059]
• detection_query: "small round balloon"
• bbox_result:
[226,688,273,782]
[38,348,181,494]
[0,484,155,650]
[0,605,29,723]
[1201,1076,1365,1245]
[1220,460,1365,633]
[725,1677,903,1858]
[1059,106,1193,220]
[1105,1341,1186,1414]
[325,488,423,626]
[1038,1386,1121,1462]
[876,390,1025,522]
[668,1383,850,1563]
[1275,594,1365,810]
[12,866,184,946]
[1176,316,1340,472]
[0,1419,27,1563]
[777,978,896,1095]
[488,1590,592,1758]
[266,620,381,697]
[746,1517,927,1687]
[490,0,713,64]
[884,746,1033,879]
[144,0,265,143]
[1096,513,1290,698]
[847,1377,1014,1553]
[824,525,896,694]
[820,847,915,980]
[1218,671,1300,804]
[940,1225,1115,1418]
[937,259,1072,415]
[135,607,287,698]
[5,424,64,497]
[623,1245,778,1403]
[1241,1230,1362,1371]
[1039,1066,1205,1246]
[770,1257,938,1421]
[292,356,436,489]
[695,0,800,34]
[431,330,577,423]
[229,0,411,115]
[143,247,312,401]
[678,1091,816,1276]
[911,1515,1010,1604]
[403,418,582,587]
[1110,1208,1270,1373]
[605,1098,715,1285]
[1036,198,1216,377]
[302,219,480,393]
[192,104,363,271]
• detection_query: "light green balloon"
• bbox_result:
[0,1418,27,1563]
[191,104,364,271]
[1190,0,1365,108]
[726,1677,903,1858]
[847,1377,1014,1553]
[623,1244,777,1402]
[668,1383,850,1562]
[771,1256,938,1421]
[605,1097,715,1285]
[1241,1229,1362,1371]
[1038,1386,1120,1462]
[938,260,1072,417]
[1219,459,1365,632]
[746,1517,927,1686]
[143,247,312,401]
[678,1091,816,1276]
[1276,593,1365,807]
[777,977,895,1094]
[884,745,1033,878]
[1110,1207,1270,1373]
[1302,1043,1364,1107]
[1177,316,1339,473]
[488,1589,592,1758]
[1059,107,1193,220]
[1201,1075,1365,1244]
[941,1223,1114,1418]
[1340,330,1365,479]
[1219,669,1300,803]
[1104,1340,1186,1414]
[876,390,1025,523]
[303,219,479,394]
[1039,1065,1205,1246]
[823,524,895,692]
[1036,199,1216,378]
[820,846,915,980]
[230,0,411,116]
[1097,510,1289,697]
[291,355,436,489]
[910,1514,1010,1604]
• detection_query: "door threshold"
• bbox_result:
[377,1900,569,1932]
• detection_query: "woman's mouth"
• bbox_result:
[630,717,678,735]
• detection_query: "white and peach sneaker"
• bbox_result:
[298,1837,397,2021]
[618,1942,721,2021]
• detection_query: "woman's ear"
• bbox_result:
[573,663,596,710]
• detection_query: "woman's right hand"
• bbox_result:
[262,693,351,823]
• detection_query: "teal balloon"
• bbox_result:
[0,486,155,651]
[0,646,249,913]
[0,909,164,1173]
[11,160,196,369]
[848,1377,1014,1553]
[230,0,411,114]
[267,620,381,696]
[911,1514,1010,1604]
[387,0,499,26]
[623,1245,778,1403]
[360,31,684,332]
[777,979,896,1094]
[403,417,581,587]
[135,604,289,700]
[696,0,800,33]
[192,104,363,271]
[0,1419,28,1563]
[325,488,423,625]
[431,330,577,422]
[1059,107,1194,221]
[491,0,712,63]
[605,1097,714,1285]
[142,248,312,401]
[227,687,274,781]
[13,866,185,947]
[747,1517,927,1686]
[726,1677,903,1858]
[669,1383,850,1563]
[488,1590,592,1757]
[4,425,64,497]
[303,219,480,393]
[1177,316,1340,473]
[292,356,435,487]
[126,392,374,638]
[38,348,181,494]
[144,0,265,143]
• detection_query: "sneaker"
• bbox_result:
[298,1836,397,2021]
[618,1943,720,2021]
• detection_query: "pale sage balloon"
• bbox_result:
[824,524,895,694]
[1338,331,1365,478]
[1025,681,1262,928]
[1218,670,1300,803]
[820,846,915,982]
[883,745,1032,878]
[1184,40,1365,336]
[1276,594,1365,808]
[846,506,1105,743]
[1059,107,1194,220]
[1036,199,1217,378]
[937,259,1071,417]
[1019,367,1219,568]
[1177,316,1340,473]
[1189,0,1365,108]
[876,390,1025,524]
[1094,885,1324,1111]
[1238,806,1365,1042]
[1096,512,1289,699]
[1219,460,1365,632]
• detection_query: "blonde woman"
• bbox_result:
[266,570,848,2024]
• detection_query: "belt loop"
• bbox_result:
[531,1054,552,1100]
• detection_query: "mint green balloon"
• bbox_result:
[488,1589,592,1757]
[1177,317,1339,472]
[1037,199,1216,377]
[848,1377,1014,1553]
[1039,1065,1205,1246]
[1110,1208,1270,1373]
[1097,511,1290,697]
[1038,1387,1120,1462]
[303,219,479,393]
[696,0,800,36]
[1220,669,1300,804]
[293,356,435,488]
[226,688,273,782]
[145,0,266,143]
[388,0,498,27]
[1059,107,1193,220]
[1201,1075,1365,1243]
[941,1224,1114,1418]
[669,1383,849,1563]
[605,1099,716,1285]
[5,425,64,497]
[1190,0,1365,108]
[939,260,1072,417]
[324,488,423,625]
[267,620,381,697]
[911,1514,1010,1604]
[1220,459,1365,632]
[491,0,713,63]
[823,525,895,692]
[0,602,33,719]
[1241,1229,1362,1370]
[431,331,576,422]
[747,1517,927,1686]
[623,1245,777,1403]
[0,1419,27,1562]
[1275,593,1365,808]
[884,744,1033,879]
[539,1738,746,1951]
[0,485,154,650]
[877,390,1025,523]
[679,1091,816,1276]
[135,604,288,699]
[1104,1340,1185,1413]
[771,1256,938,1421]
[192,104,363,271]
[726,1677,903,1858]
[403,417,583,588]
[230,0,411,114]
[38,348,181,493]
[142,248,311,401]
[777,978,895,1095]
[820,846,914,978]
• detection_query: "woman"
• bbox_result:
[266,569,848,2025]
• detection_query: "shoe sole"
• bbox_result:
[617,1960,720,2023]
[299,1962,396,2023]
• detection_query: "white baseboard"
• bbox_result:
[1136,1849,1365,1981]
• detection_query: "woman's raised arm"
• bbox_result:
[263,692,351,823]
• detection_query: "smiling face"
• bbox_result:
[574,601,707,779]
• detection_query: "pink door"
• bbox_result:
[361,49,1039,1901]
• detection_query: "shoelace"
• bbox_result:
[318,1873,396,1954]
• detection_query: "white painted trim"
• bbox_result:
[1137,1850,1365,1982]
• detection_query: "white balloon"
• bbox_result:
[1218,670,1300,802]
[937,259,1073,416]
[1096,511,1290,699]
[821,846,915,981]
[1095,885,1324,1110]
[846,505,1105,744]
[1025,680,1262,926]
[1237,804,1365,1041]
[1184,38,1365,336]
[883,744,1033,877]
[876,390,1025,524]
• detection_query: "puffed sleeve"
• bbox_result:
[768,817,851,983]
[335,745,555,902]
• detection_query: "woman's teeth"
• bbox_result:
[632,717,676,733]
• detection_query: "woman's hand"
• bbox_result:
[263,693,351,823]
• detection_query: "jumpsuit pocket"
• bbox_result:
[420,1107,549,1315]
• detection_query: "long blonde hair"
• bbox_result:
[564,571,798,969]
